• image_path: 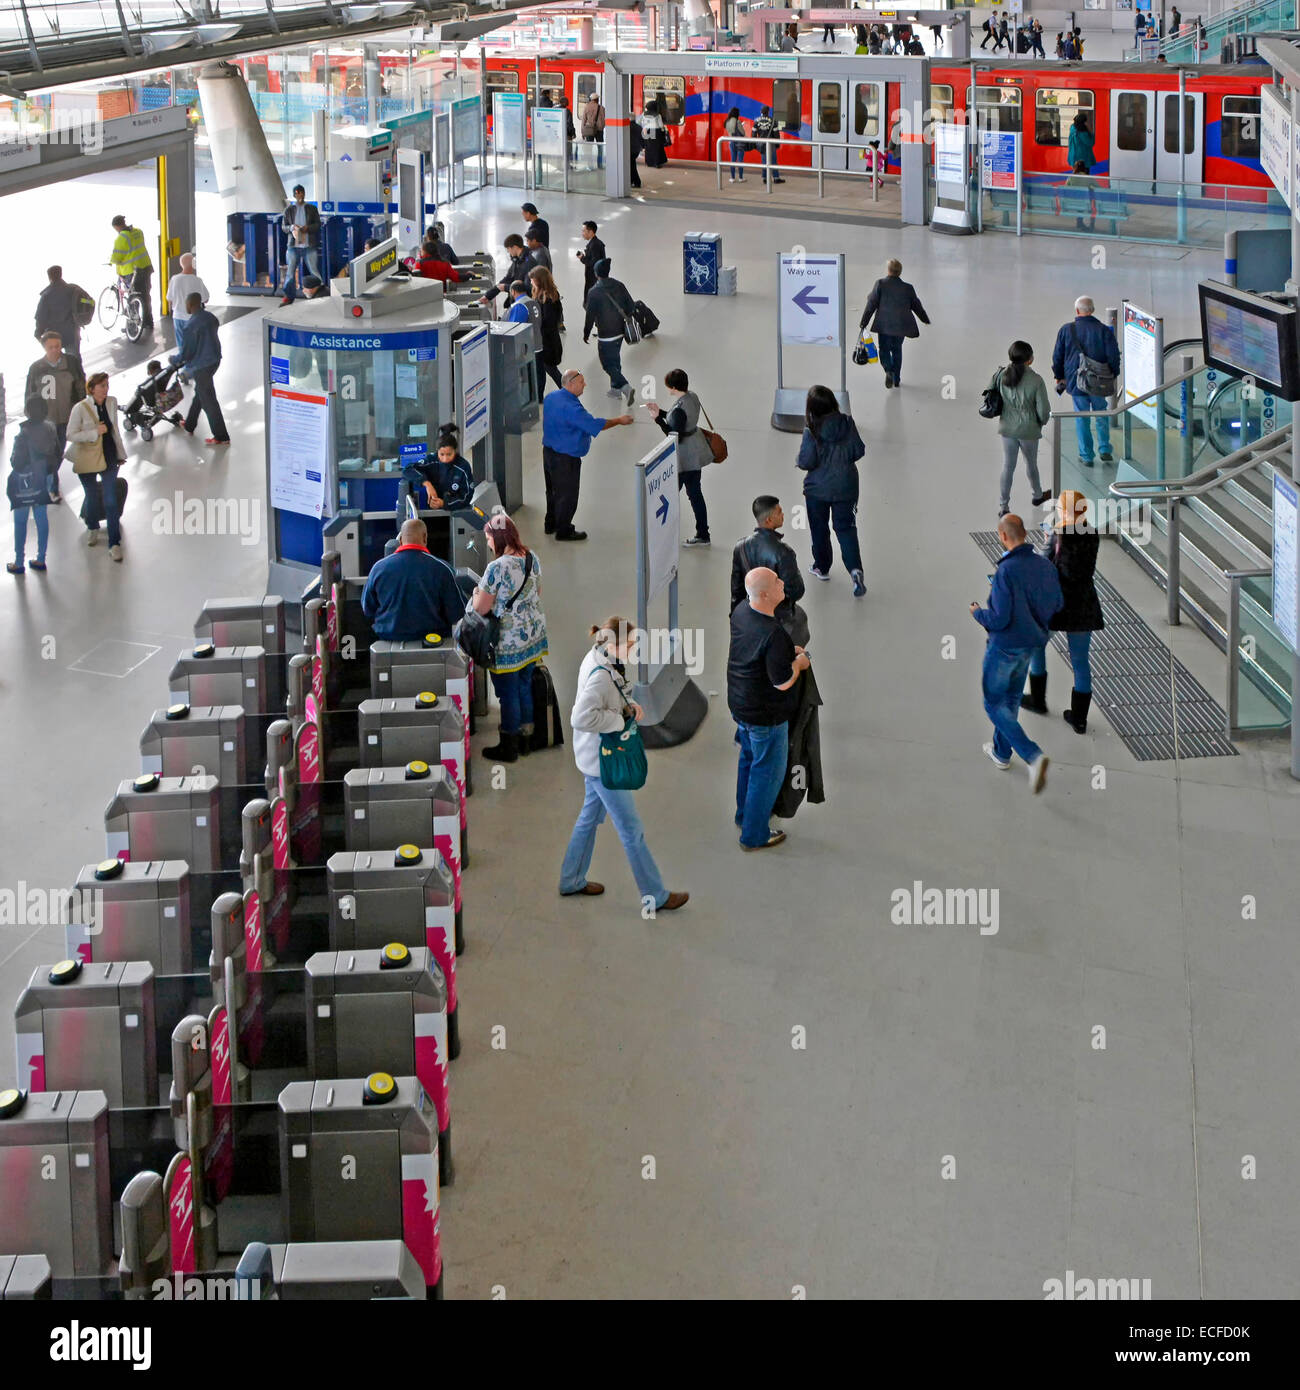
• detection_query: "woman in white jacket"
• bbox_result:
[559,616,689,912]
[66,371,128,560]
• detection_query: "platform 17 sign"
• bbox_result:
[779,253,842,348]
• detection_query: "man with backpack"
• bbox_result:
[1051,295,1121,468]
[751,106,785,184]
[25,330,86,503]
[34,266,93,379]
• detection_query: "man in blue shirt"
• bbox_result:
[970,513,1063,794]
[1052,294,1121,467]
[541,368,632,541]
[361,518,464,640]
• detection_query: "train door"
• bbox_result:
[851,80,886,170]
[1109,88,1156,180]
[574,68,602,110]
[815,78,848,170]
[1155,91,1203,183]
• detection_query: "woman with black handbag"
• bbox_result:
[464,515,547,762]
[559,614,688,911]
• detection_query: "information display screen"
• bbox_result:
[1198,281,1300,400]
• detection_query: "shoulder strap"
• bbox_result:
[504,550,535,611]
[699,400,716,431]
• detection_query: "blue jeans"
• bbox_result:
[81,466,122,549]
[560,775,669,907]
[282,243,322,296]
[596,336,628,391]
[877,332,904,380]
[807,494,863,575]
[1029,630,1093,693]
[13,505,49,563]
[982,645,1042,766]
[490,665,535,733]
[735,720,789,847]
[728,141,744,178]
[1071,393,1111,461]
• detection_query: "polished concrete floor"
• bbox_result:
[1,174,1298,1300]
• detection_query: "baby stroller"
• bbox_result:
[122,360,185,442]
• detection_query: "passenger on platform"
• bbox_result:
[560,613,689,910]
[1056,32,1066,59]
[1172,5,1183,32]
[869,26,883,53]
[797,385,867,598]
[581,92,606,156]
[906,35,925,55]
[529,266,565,398]
[402,423,474,512]
[641,99,669,168]
[981,18,996,50]
[467,513,548,761]
[25,330,85,501]
[1031,19,1046,57]
[1067,111,1095,174]
[279,185,321,306]
[731,495,809,648]
[1023,491,1104,732]
[34,266,90,378]
[166,251,209,349]
[525,229,553,272]
[822,22,837,43]
[751,106,785,183]
[583,260,639,404]
[521,202,550,246]
[66,371,128,561]
[994,18,1010,52]
[172,292,230,447]
[1065,160,1097,231]
[729,568,810,851]
[644,368,713,547]
[1073,28,1086,58]
[360,517,463,642]
[780,24,800,52]
[1051,295,1121,467]
[540,368,633,541]
[7,396,56,575]
[723,106,749,183]
[988,340,1053,518]
[575,220,607,307]
[970,513,1063,793]
[559,96,577,161]
[110,213,155,329]
[629,107,645,188]
[859,257,930,390]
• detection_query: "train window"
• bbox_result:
[1163,94,1196,154]
[854,84,880,138]
[818,83,842,135]
[1115,92,1148,151]
[1221,96,1261,158]
[772,78,802,131]
[643,75,685,125]
[526,71,566,106]
[930,84,953,126]
[1034,88,1094,147]
[975,87,1021,134]
[485,71,519,96]
[575,71,601,107]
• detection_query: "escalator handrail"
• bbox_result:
[1108,423,1292,500]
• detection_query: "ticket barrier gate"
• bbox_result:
[169,645,271,716]
[140,703,251,792]
[278,1074,443,1297]
[67,858,192,975]
[106,773,224,874]
[343,765,464,953]
[305,945,452,1185]
[327,848,460,1057]
[235,1238,424,1299]
[0,1088,114,1281]
[0,1254,51,1299]
[14,960,157,1108]
[359,694,468,831]
[370,634,480,749]
[195,595,287,711]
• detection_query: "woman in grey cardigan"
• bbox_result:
[644,368,714,546]
[991,340,1053,516]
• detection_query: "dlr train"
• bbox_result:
[479,54,1271,190]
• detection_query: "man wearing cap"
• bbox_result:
[540,368,633,541]
[109,214,154,329]
[301,276,330,299]
[520,203,549,247]
[361,518,464,641]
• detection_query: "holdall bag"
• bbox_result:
[529,662,565,750]
[453,550,534,669]
[622,310,644,345]
[599,717,648,791]
[852,328,879,368]
[979,368,1004,419]
[699,401,728,464]
[633,300,660,337]
[1071,321,1117,397]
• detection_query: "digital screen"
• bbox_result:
[1199,282,1300,400]
[399,163,418,224]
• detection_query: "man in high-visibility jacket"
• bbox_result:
[110,214,154,329]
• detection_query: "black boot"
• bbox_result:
[516,722,535,757]
[1063,688,1091,734]
[1022,672,1048,714]
[482,730,518,762]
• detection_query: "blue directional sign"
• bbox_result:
[779,252,841,347]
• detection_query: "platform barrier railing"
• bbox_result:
[712,134,890,200]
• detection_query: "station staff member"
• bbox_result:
[109,214,154,329]
[540,369,632,541]
[361,518,465,641]
[402,424,475,511]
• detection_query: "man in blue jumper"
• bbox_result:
[540,368,632,541]
[172,293,229,445]
[361,518,464,641]
[971,513,1063,794]
[1051,295,1121,468]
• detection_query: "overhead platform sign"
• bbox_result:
[779,253,842,347]
[705,54,798,73]
[1261,83,1291,208]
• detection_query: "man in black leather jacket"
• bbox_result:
[731,495,808,642]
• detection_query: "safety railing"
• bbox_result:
[712,134,889,200]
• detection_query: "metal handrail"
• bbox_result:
[1108,425,1292,499]
[1051,362,1201,422]
[712,133,887,200]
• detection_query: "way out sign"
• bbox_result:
[641,439,680,604]
[779,253,843,347]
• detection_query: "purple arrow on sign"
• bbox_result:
[656,494,670,523]
[792,284,829,315]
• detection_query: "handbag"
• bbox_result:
[852,328,879,367]
[699,402,728,463]
[453,551,533,669]
[600,717,648,790]
[980,368,1004,419]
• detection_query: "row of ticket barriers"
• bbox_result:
[0,554,494,1301]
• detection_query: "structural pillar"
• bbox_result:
[197,62,287,214]
[604,60,630,198]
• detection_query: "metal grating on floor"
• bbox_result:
[970,532,1238,761]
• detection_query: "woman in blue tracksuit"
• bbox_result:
[402,423,474,511]
[796,384,867,598]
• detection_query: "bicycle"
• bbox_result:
[98,270,145,343]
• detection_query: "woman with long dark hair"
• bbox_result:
[528,265,564,397]
[989,340,1052,517]
[796,384,867,597]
